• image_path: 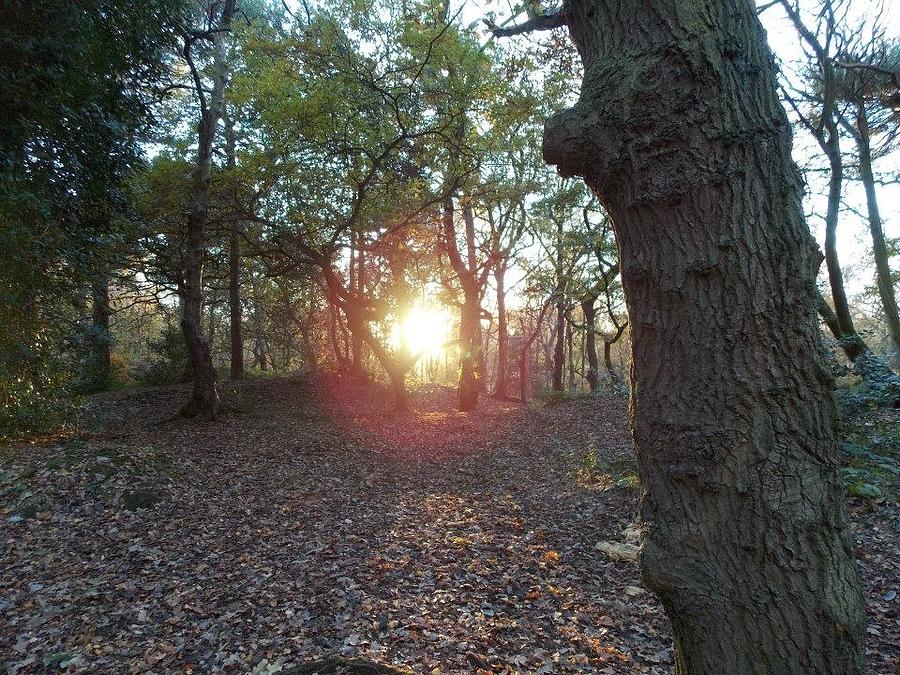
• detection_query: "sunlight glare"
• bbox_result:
[395,305,453,356]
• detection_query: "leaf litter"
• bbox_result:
[0,374,897,673]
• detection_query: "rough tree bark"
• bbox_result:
[535,1,865,671]
[179,0,235,420]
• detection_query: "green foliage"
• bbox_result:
[0,322,76,440]
[0,0,185,432]
[137,324,189,386]
[838,430,899,500]
[573,447,642,492]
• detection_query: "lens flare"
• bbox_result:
[395,305,453,355]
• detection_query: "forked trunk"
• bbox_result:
[179,0,234,420]
[543,1,865,671]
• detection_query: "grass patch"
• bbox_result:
[837,399,899,500]
[573,447,641,492]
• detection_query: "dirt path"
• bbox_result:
[1,376,897,673]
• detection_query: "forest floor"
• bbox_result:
[1,375,898,674]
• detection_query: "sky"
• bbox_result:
[757,0,899,298]
[282,0,898,310]
[480,0,899,304]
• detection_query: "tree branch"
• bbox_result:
[484,11,567,38]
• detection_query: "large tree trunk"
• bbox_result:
[493,262,510,399]
[856,101,900,360]
[542,1,865,672]
[180,0,234,420]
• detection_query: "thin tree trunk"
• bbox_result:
[602,322,626,388]
[445,200,483,411]
[180,0,234,420]
[458,289,481,411]
[582,296,599,392]
[347,232,368,379]
[225,115,244,380]
[258,337,268,371]
[541,1,865,671]
[228,229,244,379]
[517,298,552,402]
[817,290,844,341]
[86,273,111,391]
[566,313,575,390]
[552,217,565,392]
[552,293,565,391]
[821,150,867,359]
[328,299,351,371]
[856,101,900,359]
[780,1,867,363]
[493,262,510,399]
[207,300,216,354]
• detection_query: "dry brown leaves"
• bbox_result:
[0,375,897,673]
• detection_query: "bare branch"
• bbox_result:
[484,11,567,38]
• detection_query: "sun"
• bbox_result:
[396,304,453,356]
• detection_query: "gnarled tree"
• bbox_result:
[497,0,866,672]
